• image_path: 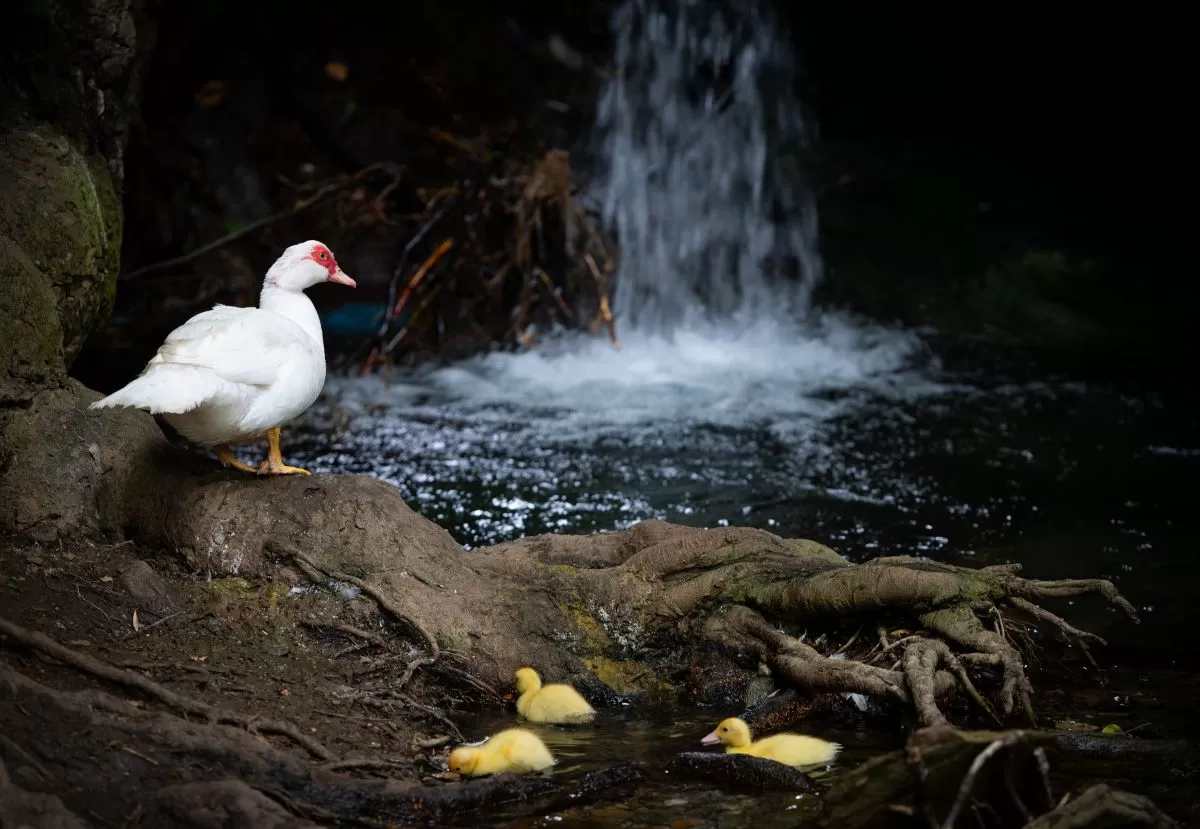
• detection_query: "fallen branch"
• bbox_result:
[0,616,333,760]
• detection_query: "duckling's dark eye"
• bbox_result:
[720,726,727,732]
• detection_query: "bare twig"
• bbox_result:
[1006,596,1105,670]
[123,610,186,639]
[941,732,1025,829]
[74,584,112,622]
[301,619,393,653]
[429,661,501,700]
[832,625,863,656]
[123,162,400,280]
[121,745,160,766]
[391,692,462,741]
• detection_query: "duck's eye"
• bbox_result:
[317,251,328,260]
[720,726,727,732]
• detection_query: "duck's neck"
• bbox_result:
[259,287,325,353]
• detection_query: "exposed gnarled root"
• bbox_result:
[1014,576,1141,624]
[920,604,1037,725]
[702,606,996,727]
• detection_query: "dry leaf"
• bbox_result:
[280,687,290,697]
[99,575,113,583]
[132,609,140,632]
[324,61,348,82]
[194,80,227,108]
[189,655,207,662]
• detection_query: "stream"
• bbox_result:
[287,319,1200,824]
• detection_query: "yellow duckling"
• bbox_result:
[447,728,556,776]
[700,717,841,768]
[514,667,596,724]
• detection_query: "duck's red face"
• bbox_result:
[309,243,356,287]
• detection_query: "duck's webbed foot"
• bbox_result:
[215,444,258,474]
[256,427,312,476]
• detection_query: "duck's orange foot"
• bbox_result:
[216,444,258,474]
[256,426,312,476]
[256,459,312,476]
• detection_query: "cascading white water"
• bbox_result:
[591,0,822,332]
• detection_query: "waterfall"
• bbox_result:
[590,0,822,333]
[324,0,933,428]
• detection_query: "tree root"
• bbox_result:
[904,638,1002,729]
[0,758,89,829]
[827,726,1181,828]
[0,660,582,826]
[920,604,1037,725]
[280,544,440,688]
[1023,783,1180,829]
[704,606,988,727]
[1013,576,1140,622]
[1006,596,1104,669]
[0,616,333,760]
[699,551,1136,729]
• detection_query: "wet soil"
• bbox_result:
[0,537,479,782]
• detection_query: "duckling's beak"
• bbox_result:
[700,730,721,746]
[329,267,356,287]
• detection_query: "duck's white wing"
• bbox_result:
[150,305,300,388]
[90,305,305,414]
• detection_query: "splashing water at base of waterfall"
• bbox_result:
[404,316,942,431]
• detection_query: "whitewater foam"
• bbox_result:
[326,313,944,436]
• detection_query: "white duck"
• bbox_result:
[91,240,355,475]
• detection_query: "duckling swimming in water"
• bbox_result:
[447,728,556,776]
[701,717,841,768]
[514,667,596,724]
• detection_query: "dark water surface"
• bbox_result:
[283,328,1200,824]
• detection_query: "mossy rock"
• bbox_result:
[0,124,123,377]
[0,235,64,399]
[582,655,672,696]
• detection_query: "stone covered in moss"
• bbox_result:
[0,126,122,388]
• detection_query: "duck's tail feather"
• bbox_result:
[89,366,219,415]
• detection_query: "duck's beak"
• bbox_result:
[700,730,721,746]
[329,267,356,287]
